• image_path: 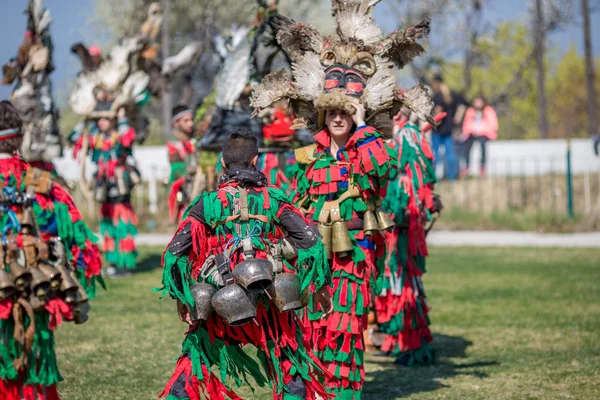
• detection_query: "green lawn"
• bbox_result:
[54,246,600,399]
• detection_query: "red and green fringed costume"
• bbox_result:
[74,119,138,270]
[374,122,437,366]
[167,139,196,222]
[159,170,332,400]
[292,126,394,399]
[167,139,195,185]
[257,108,297,192]
[257,151,295,191]
[0,155,103,399]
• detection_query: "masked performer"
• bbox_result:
[0,100,102,399]
[256,105,301,192]
[167,105,199,223]
[374,108,444,366]
[73,103,139,276]
[2,1,63,177]
[159,130,332,400]
[251,2,434,397]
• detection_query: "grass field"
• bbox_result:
[54,246,600,399]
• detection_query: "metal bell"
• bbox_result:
[30,267,51,301]
[211,284,257,326]
[56,264,78,301]
[38,262,62,291]
[280,238,298,261]
[375,208,395,232]
[189,282,216,322]
[331,221,353,255]
[232,258,273,293]
[0,269,15,300]
[20,209,36,234]
[73,301,91,325]
[363,210,379,237]
[29,295,46,313]
[267,273,303,312]
[8,261,32,292]
[317,223,332,259]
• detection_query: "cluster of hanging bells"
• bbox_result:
[317,199,395,259]
[186,238,305,327]
[0,237,91,325]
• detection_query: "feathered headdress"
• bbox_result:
[251,0,434,137]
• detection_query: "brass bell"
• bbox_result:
[8,261,32,292]
[30,267,51,301]
[375,208,395,232]
[56,265,79,303]
[38,262,62,291]
[0,269,15,300]
[29,295,46,313]
[363,210,379,237]
[331,221,353,256]
[317,223,332,259]
[20,209,36,234]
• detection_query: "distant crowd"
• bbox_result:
[428,74,499,181]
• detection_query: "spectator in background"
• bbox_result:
[431,74,467,181]
[461,95,498,177]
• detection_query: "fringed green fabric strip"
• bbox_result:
[161,252,194,306]
[0,320,18,381]
[295,243,329,293]
[331,386,363,399]
[25,313,62,386]
[182,327,266,390]
[393,342,435,365]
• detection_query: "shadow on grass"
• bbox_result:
[134,253,163,273]
[364,334,499,399]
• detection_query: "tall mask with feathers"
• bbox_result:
[251,0,435,137]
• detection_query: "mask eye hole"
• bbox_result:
[324,79,339,89]
[345,82,364,94]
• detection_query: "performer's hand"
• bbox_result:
[315,286,334,319]
[352,103,366,127]
[177,299,193,325]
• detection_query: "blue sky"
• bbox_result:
[1,0,599,102]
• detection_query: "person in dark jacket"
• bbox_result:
[430,75,467,181]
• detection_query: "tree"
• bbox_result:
[547,46,600,139]
[534,0,549,139]
[90,0,331,143]
[581,0,598,137]
[380,0,493,87]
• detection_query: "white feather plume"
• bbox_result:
[291,52,325,101]
[216,31,251,110]
[162,42,201,76]
[335,2,382,46]
[250,69,292,110]
[362,57,395,110]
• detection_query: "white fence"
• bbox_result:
[54,138,599,182]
